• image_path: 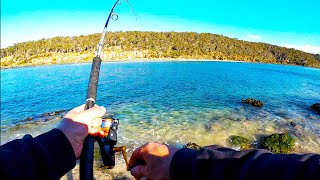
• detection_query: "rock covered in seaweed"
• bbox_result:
[229,135,252,150]
[242,98,264,108]
[260,133,295,154]
[311,103,320,114]
[184,142,202,150]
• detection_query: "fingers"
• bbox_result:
[68,104,105,116]
[130,165,147,180]
[91,117,102,127]
[64,105,107,132]
[129,145,146,168]
[80,106,106,124]
[89,117,106,137]
[98,130,106,138]
[70,104,86,113]
[89,129,105,138]
[89,125,106,137]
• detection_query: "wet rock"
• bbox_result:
[44,118,53,122]
[41,112,53,117]
[55,110,68,114]
[24,117,33,121]
[114,176,132,180]
[229,135,252,150]
[29,110,68,122]
[184,142,202,150]
[311,103,320,114]
[260,133,295,154]
[242,98,264,108]
[40,110,68,117]
[289,122,297,127]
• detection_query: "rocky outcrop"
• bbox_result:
[40,110,68,117]
[311,103,320,114]
[23,117,33,121]
[260,133,295,154]
[184,142,202,150]
[21,110,68,123]
[242,98,264,108]
[229,135,252,150]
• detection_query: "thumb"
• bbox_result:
[130,165,147,180]
[81,106,106,120]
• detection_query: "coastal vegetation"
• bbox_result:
[1,31,320,68]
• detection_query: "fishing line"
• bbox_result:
[99,0,137,107]
[96,0,136,57]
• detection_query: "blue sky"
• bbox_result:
[1,0,320,53]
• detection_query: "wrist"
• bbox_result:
[58,127,83,159]
[57,119,88,159]
[170,148,198,179]
[35,129,77,178]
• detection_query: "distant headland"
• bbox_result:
[1,31,320,68]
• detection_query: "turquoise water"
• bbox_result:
[1,61,320,153]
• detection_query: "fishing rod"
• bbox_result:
[81,0,135,179]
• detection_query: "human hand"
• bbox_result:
[129,142,179,180]
[57,104,106,159]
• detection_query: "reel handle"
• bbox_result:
[113,146,129,170]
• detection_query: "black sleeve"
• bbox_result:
[0,129,76,180]
[170,145,320,180]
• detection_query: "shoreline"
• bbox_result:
[2,58,316,70]
[2,109,320,154]
[0,58,246,70]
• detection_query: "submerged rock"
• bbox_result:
[242,98,264,108]
[311,103,320,114]
[289,122,297,127]
[229,135,252,150]
[19,110,68,124]
[44,118,55,122]
[260,133,295,154]
[184,142,202,150]
[24,117,33,121]
[41,110,68,117]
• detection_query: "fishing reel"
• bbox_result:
[96,118,129,169]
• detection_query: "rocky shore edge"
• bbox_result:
[2,100,319,179]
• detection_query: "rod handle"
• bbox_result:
[80,56,102,180]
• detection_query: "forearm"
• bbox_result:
[0,129,76,179]
[170,145,320,180]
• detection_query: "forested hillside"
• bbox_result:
[1,31,319,68]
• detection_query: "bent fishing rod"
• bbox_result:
[81,0,135,179]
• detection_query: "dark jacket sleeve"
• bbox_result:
[170,145,320,180]
[0,129,76,180]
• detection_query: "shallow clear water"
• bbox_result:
[1,61,320,154]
